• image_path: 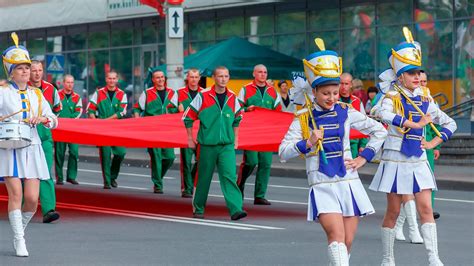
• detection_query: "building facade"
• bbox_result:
[0,0,472,114]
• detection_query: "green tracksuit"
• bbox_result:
[29,80,62,216]
[55,90,82,182]
[87,87,127,186]
[237,82,281,199]
[183,86,244,216]
[425,125,441,206]
[133,86,178,191]
[177,86,202,195]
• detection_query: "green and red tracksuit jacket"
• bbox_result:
[177,86,203,110]
[133,86,178,116]
[58,90,83,119]
[87,87,128,119]
[341,95,364,113]
[183,86,243,146]
[28,80,62,141]
[238,81,282,111]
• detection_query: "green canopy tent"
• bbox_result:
[146,37,303,86]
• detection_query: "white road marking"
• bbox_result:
[76,168,474,205]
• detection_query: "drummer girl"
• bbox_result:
[0,33,58,257]
[279,38,387,265]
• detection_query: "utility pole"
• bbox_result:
[164,0,184,90]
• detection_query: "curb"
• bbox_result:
[77,155,473,192]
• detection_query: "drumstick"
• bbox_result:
[0,110,24,122]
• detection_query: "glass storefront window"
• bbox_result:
[341,5,375,29]
[89,32,109,49]
[248,36,273,49]
[66,34,86,51]
[376,26,407,74]
[455,0,474,18]
[188,20,215,42]
[276,33,306,59]
[47,36,64,53]
[416,21,453,105]
[187,41,215,54]
[342,27,375,80]
[27,37,45,59]
[245,15,273,36]
[454,20,473,105]
[377,0,412,25]
[111,48,133,114]
[217,17,244,39]
[307,31,340,54]
[276,12,306,33]
[111,25,133,46]
[88,50,109,95]
[415,0,452,20]
[308,8,340,30]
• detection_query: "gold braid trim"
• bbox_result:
[33,88,43,117]
[298,110,320,158]
[384,92,411,134]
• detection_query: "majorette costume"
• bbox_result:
[279,38,387,265]
[369,27,457,266]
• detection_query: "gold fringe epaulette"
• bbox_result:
[336,101,353,109]
[297,108,319,158]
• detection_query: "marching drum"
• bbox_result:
[0,120,32,149]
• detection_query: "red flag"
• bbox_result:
[140,0,165,17]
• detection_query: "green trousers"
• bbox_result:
[426,149,436,207]
[180,148,197,195]
[40,139,56,216]
[99,146,126,186]
[238,150,273,199]
[193,144,243,216]
[54,142,79,181]
[148,148,175,190]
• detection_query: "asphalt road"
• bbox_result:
[1,162,473,265]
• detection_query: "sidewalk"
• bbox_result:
[77,146,473,191]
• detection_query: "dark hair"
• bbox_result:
[151,69,165,77]
[420,69,428,79]
[367,86,378,94]
[278,80,288,87]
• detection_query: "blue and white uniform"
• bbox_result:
[369,84,456,194]
[0,82,58,180]
[279,102,387,220]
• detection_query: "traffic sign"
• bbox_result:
[46,54,65,74]
[168,7,183,38]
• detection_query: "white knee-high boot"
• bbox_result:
[22,211,35,231]
[404,200,423,243]
[394,205,406,241]
[381,227,395,266]
[327,241,349,266]
[9,210,29,257]
[421,223,444,266]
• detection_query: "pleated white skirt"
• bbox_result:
[0,144,51,180]
[307,178,375,221]
[369,149,437,194]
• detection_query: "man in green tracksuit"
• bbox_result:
[133,70,178,194]
[237,64,281,205]
[55,75,82,185]
[87,71,127,189]
[177,68,202,198]
[183,66,247,221]
[29,60,61,223]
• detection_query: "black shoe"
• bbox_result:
[103,184,111,189]
[231,211,247,221]
[254,198,271,205]
[433,212,440,220]
[181,192,192,198]
[193,213,204,219]
[111,180,118,188]
[154,187,163,194]
[56,180,64,185]
[66,179,79,185]
[43,210,60,223]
